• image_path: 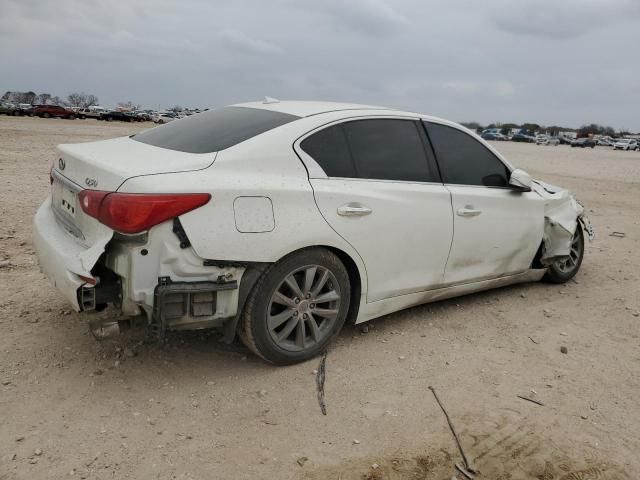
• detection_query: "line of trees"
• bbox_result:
[2,90,100,108]
[2,91,144,112]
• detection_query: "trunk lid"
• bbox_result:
[55,136,216,192]
[50,136,215,246]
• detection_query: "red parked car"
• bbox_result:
[33,105,77,119]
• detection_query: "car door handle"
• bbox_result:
[456,207,482,217]
[337,203,372,216]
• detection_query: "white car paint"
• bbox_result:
[613,139,638,150]
[33,100,590,350]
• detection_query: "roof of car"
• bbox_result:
[231,100,393,117]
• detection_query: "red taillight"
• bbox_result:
[78,191,210,234]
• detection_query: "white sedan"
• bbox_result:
[33,100,592,365]
[613,139,638,150]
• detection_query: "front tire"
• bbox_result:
[544,227,584,283]
[239,248,351,365]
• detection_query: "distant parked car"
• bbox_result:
[33,105,77,119]
[558,136,574,145]
[481,131,507,141]
[152,112,176,124]
[613,139,638,151]
[571,138,596,148]
[597,138,615,147]
[77,106,107,119]
[537,136,560,146]
[512,133,535,143]
[100,110,138,122]
[0,101,18,115]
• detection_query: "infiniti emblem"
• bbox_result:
[58,158,65,170]
[85,177,98,187]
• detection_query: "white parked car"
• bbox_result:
[33,100,593,365]
[154,113,176,124]
[536,135,560,146]
[613,139,638,151]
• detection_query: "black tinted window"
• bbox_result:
[133,106,299,154]
[300,125,355,178]
[344,119,437,182]
[425,122,510,187]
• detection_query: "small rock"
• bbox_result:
[114,360,120,368]
[206,381,215,386]
[2,380,11,386]
[297,456,308,467]
[372,463,380,469]
[15,436,24,442]
[543,309,552,318]
[34,448,43,456]
[560,332,568,336]
[398,356,406,361]
[353,439,360,445]
[632,312,639,317]
[29,458,38,464]
[560,346,568,354]
[360,325,369,334]
[258,389,268,398]
[191,400,199,408]
[11,453,16,461]
[520,293,526,298]
[0,260,11,268]
[93,369,104,376]
[580,415,588,420]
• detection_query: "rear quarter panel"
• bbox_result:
[117,117,368,293]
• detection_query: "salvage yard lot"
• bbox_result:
[1,116,639,479]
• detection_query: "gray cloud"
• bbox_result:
[1,0,639,130]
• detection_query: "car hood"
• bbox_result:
[54,136,216,191]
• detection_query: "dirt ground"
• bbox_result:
[1,116,639,480]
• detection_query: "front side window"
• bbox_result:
[425,122,510,187]
[133,106,300,154]
[301,119,439,183]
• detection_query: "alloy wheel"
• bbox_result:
[267,265,341,352]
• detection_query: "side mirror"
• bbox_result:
[509,169,532,192]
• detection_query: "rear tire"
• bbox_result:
[42,112,50,118]
[544,227,584,284]
[239,248,351,365]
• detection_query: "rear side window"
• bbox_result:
[425,122,510,187]
[301,119,439,183]
[133,106,300,154]
[300,125,355,178]
[344,119,437,182]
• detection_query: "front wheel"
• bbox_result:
[544,227,584,283]
[239,248,351,365]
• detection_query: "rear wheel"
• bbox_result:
[544,227,584,283]
[42,112,51,118]
[239,248,351,365]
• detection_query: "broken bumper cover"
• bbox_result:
[533,180,595,263]
[32,198,111,311]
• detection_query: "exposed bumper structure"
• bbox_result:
[33,195,246,336]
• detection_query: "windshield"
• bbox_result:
[133,106,300,154]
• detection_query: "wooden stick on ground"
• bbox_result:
[316,351,328,415]
[429,386,475,474]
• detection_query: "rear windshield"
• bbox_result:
[132,106,299,153]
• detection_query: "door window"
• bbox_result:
[301,119,439,182]
[425,122,510,187]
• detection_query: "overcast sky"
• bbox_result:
[2,0,640,130]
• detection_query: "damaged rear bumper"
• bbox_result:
[32,198,112,311]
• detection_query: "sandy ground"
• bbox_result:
[1,116,639,480]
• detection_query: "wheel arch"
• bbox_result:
[222,244,366,343]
